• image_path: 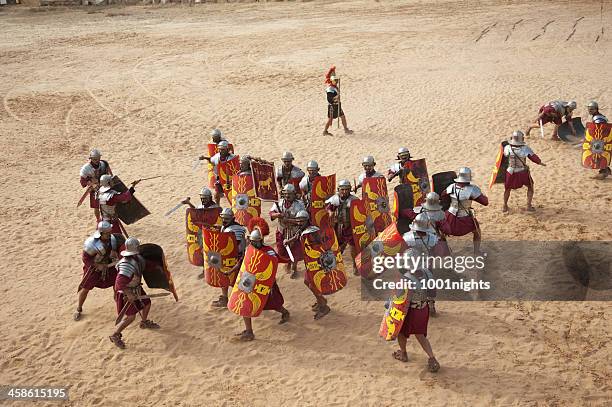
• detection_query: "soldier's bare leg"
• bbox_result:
[415,334,440,372]
[277,306,290,324]
[551,125,560,141]
[323,117,333,136]
[139,302,160,329]
[212,287,229,307]
[290,261,298,279]
[502,188,511,212]
[340,115,353,134]
[110,313,136,349]
[526,184,535,211]
[392,333,408,362]
[74,288,90,320]
[525,122,539,137]
[94,208,101,222]
[237,317,255,341]
[350,244,359,275]
[473,228,482,255]
[213,189,222,205]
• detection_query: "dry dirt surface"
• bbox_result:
[1,1,611,406]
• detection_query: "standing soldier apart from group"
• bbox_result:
[323,66,353,136]
[586,101,611,179]
[525,100,577,140]
[502,131,546,213]
[80,149,112,221]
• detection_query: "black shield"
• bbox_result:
[393,184,413,234]
[111,176,151,224]
[558,117,585,142]
[139,243,179,301]
[432,171,457,211]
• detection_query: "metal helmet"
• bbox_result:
[338,179,352,190]
[121,237,140,257]
[587,101,599,110]
[454,167,472,183]
[248,228,263,242]
[509,130,526,146]
[99,174,112,187]
[397,147,411,158]
[593,114,608,124]
[211,128,222,138]
[362,155,376,166]
[218,140,230,150]
[240,156,251,167]
[93,220,113,238]
[199,187,213,197]
[282,184,296,195]
[567,100,577,111]
[220,207,234,219]
[307,160,319,170]
[281,151,294,161]
[423,192,442,211]
[89,149,102,159]
[296,210,310,220]
[410,213,432,233]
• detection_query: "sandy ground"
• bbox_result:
[1,1,611,406]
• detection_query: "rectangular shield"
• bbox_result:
[310,174,336,228]
[355,222,408,279]
[202,229,239,288]
[206,143,234,188]
[228,245,279,317]
[350,198,376,252]
[488,143,509,189]
[139,243,179,301]
[362,177,392,234]
[186,207,222,266]
[111,175,151,225]
[392,184,414,234]
[231,173,262,226]
[379,288,411,341]
[432,171,457,211]
[301,226,347,295]
[402,158,430,207]
[558,117,585,142]
[583,122,612,169]
[218,155,241,201]
[251,160,279,201]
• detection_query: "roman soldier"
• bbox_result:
[387,147,412,184]
[502,131,546,213]
[586,101,611,179]
[234,222,290,342]
[97,174,139,235]
[181,187,220,209]
[299,160,321,207]
[440,167,489,255]
[270,184,307,278]
[75,221,124,321]
[323,66,353,136]
[525,100,577,140]
[210,128,228,144]
[79,148,112,221]
[213,208,247,308]
[198,140,236,204]
[276,151,305,191]
[325,179,359,275]
[391,214,440,373]
[110,237,160,350]
[355,155,384,192]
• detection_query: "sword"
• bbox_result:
[136,293,171,300]
[131,175,163,185]
[77,186,92,207]
[539,119,544,138]
[284,243,295,263]
[192,158,202,171]
[164,201,186,217]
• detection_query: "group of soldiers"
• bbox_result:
[73,66,609,373]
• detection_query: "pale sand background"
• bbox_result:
[0,1,611,406]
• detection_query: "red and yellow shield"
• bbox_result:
[218,155,240,200]
[355,222,408,279]
[401,159,430,207]
[362,177,392,233]
[202,229,239,288]
[379,288,410,341]
[310,174,336,228]
[251,160,279,201]
[350,198,376,251]
[302,226,347,295]
[228,246,279,317]
[185,207,222,266]
[488,142,509,188]
[583,122,612,169]
[207,143,234,188]
[231,173,262,226]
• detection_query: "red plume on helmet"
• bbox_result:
[325,65,336,85]
[247,217,270,237]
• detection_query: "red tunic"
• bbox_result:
[114,274,150,316]
[263,282,285,311]
[324,202,354,247]
[440,194,488,236]
[80,163,112,209]
[80,251,118,290]
[538,105,563,125]
[101,189,133,234]
[399,304,430,337]
[504,154,541,190]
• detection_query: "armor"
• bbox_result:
[504,144,534,174]
[337,179,351,190]
[93,220,113,238]
[413,206,445,224]
[403,230,438,253]
[282,184,296,194]
[276,165,305,185]
[221,207,235,219]
[98,189,119,220]
[587,101,599,109]
[221,223,247,255]
[397,147,411,160]
[209,152,236,176]
[200,187,213,197]
[593,114,608,124]
[211,128,222,138]
[326,193,357,228]
[249,228,263,242]
[80,160,109,180]
[116,255,146,288]
[307,160,319,170]
[121,237,140,256]
[281,151,294,161]
[566,100,577,111]
[410,213,434,233]
[84,234,121,263]
[271,198,306,234]
[454,167,472,183]
[296,209,309,220]
[357,170,383,187]
[99,174,112,190]
[447,183,481,217]
[299,175,317,195]
[423,192,442,211]
[218,140,229,150]
[362,155,376,166]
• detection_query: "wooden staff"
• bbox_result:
[337,77,341,129]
